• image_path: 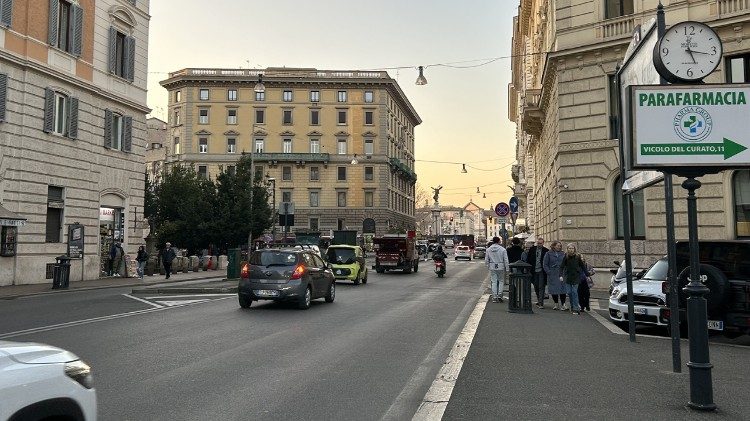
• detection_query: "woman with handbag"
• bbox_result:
[561,243,586,315]
[543,241,567,310]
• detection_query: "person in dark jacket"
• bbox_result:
[561,243,587,315]
[506,237,524,263]
[525,237,549,308]
[161,242,177,279]
[135,245,148,280]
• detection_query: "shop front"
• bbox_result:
[0,204,27,286]
[99,206,126,277]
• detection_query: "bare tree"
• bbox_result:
[415,183,430,208]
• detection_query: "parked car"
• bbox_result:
[326,245,368,285]
[444,239,454,248]
[609,257,669,330]
[238,248,336,310]
[473,246,486,259]
[608,260,647,294]
[454,245,472,260]
[0,341,97,421]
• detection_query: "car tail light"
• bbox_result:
[240,263,250,279]
[662,282,669,294]
[660,308,671,323]
[290,264,306,280]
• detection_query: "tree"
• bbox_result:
[415,183,430,208]
[143,171,157,231]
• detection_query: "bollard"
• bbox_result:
[508,261,533,314]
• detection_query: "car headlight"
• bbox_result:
[65,359,94,389]
[611,288,620,298]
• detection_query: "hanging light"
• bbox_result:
[461,164,468,173]
[351,154,359,165]
[483,193,486,199]
[254,74,265,93]
[415,66,427,85]
[476,187,480,193]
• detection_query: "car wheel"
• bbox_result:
[325,281,336,303]
[438,272,444,278]
[353,269,361,285]
[414,262,419,273]
[298,286,312,310]
[362,269,368,284]
[676,264,730,314]
[238,294,252,309]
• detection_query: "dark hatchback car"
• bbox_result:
[238,249,336,310]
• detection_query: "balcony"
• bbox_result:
[389,158,418,182]
[520,88,543,137]
[167,68,389,80]
[254,152,329,165]
[718,0,750,16]
[596,15,636,40]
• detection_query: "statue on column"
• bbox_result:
[431,185,443,206]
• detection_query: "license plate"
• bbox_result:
[707,320,724,331]
[253,289,279,297]
[636,307,648,315]
[381,262,396,266]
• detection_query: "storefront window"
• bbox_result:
[1,226,18,257]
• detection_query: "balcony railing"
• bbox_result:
[253,152,330,164]
[718,0,749,15]
[389,158,418,182]
[521,88,543,137]
[168,68,390,80]
[597,15,636,39]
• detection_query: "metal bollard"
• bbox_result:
[508,261,533,314]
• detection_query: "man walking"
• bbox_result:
[525,236,549,308]
[506,237,524,263]
[485,236,509,303]
[161,242,176,279]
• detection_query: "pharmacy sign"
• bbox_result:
[631,84,750,169]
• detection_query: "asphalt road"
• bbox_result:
[0,257,487,420]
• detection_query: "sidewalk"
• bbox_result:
[0,270,227,300]
[442,295,750,420]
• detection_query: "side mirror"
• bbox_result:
[613,260,621,266]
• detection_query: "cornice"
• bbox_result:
[558,139,618,153]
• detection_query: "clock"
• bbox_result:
[653,21,722,84]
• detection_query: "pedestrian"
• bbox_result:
[561,243,586,315]
[111,241,124,277]
[578,257,595,311]
[136,245,148,281]
[108,241,117,276]
[506,237,524,263]
[485,236,509,303]
[161,242,176,279]
[524,236,548,308]
[542,241,567,310]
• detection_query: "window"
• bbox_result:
[310,139,320,153]
[310,166,320,181]
[43,88,80,139]
[227,138,236,153]
[608,75,619,140]
[108,28,134,81]
[255,91,265,101]
[50,0,83,56]
[198,165,207,178]
[283,90,293,102]
[337,139,347,155]
[282,166,292,181]
[605,0,634,19]
[365,139,374,155]
[227,109,237,124]
[365,111,374,125]
[614,175,645,239]
[110,113,123,150]
[199,109,209,124]
[282,191,292,203]
[283,110,293,124]
[255,139,264,153]
[309,217,319,231]
[337,192,347,207]
[365,166,373,181]
[310,109,320,125]
[337,91,347,102]
[337,110,347,125]
[255,109,265,124]
[227,165,236,176]
[103,109,131,151]
[364,91,374,103]
[310,91,320,102]
[199,89,209,100]
[283,138,292,153]
[173,109,181,125]
[199,138,208,153]
[309,191,319,207]
[174,137,180,154]
[365,191,374,207]
[727,54,750,83]
[175,91,181,102]
[46,186,64,243]
[255,165,264,181]
[54,92,68,135]
[1,0,13,28]
[227,89,237,101]
[338,166,347,181]
[733,170,750,238]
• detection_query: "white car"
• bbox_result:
[608,257,669,329]
[0,341,97,421]
[454,245,472,260]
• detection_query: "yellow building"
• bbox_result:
[159,68,421,236]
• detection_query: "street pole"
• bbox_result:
[246,139,256,253]
[283,202,289,242]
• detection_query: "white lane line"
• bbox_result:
[588,309,628,335]
[122,293,164,308]
[143,293,236,299]
[412,293,489,421]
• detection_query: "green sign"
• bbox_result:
[640,138,747,160]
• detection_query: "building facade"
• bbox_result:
[510,0,750,267]
[159,68,421,237]
[145,116,167,184]
[0,0,150,285]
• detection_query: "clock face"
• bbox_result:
[654,21,722,83]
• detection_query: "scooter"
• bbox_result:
[434,259,446,278]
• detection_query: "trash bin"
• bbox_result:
[227,248,241,279]
[508,261,533,314]
[52,255,72,289]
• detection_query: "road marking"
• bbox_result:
[412,291,489,421]
[154,299,210,307]
[142,293,236,299]
[122,293,164,308]
[588,309,628,335]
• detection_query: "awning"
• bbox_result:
[0,204,27,226]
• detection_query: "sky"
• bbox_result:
[146,0,518,210]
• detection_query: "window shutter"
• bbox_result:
[107,27,117,74]
[43,87,54,133]
[71,4,83,57]
[125,36,135,82]
[67,96,78,139]
[0,73,7,123]
[123,116,132,152]
[1,0,13,28]
[103,109,112,148]
[48,0,58,46]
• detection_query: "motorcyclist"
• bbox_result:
[432,245,448,270]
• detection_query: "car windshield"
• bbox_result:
[327,248,357,264]
[642,258,669,281]
[250,251,298,267]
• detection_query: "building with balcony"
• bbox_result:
[146,117,167,184]
[509,0,750,267]
[159,67,421,237]
[0,0,150,285]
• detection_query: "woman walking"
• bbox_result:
[136,245,148,280]
[542,241,567,310]
[561,243,586,315]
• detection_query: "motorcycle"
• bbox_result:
[434,259,446,278]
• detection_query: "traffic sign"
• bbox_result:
[508,196,519,214]
[631,84,750,168]
[496,217,507,224]
[495,202,510,217]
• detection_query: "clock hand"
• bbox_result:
[685,45,697,64]
[690,50,711,55]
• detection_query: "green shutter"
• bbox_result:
[67,97,78,139]
[47,0,58,46]
[123,116,133,152]
[0,73,7,122]
[1,0,13,28]
[108,27,117,74]
[103,109,112,148]
[71,4,83,57]
[43,88,54,133]
[125,36,135,82]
